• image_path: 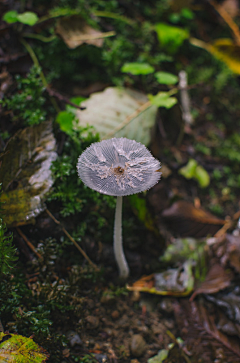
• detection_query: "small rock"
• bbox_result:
[85,315,99,329]
[130,334,146,357]
[111,310,119,319]
[66,331,82,347]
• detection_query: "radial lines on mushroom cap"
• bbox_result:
[77,137,161,197]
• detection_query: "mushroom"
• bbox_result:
[76,137,161,279]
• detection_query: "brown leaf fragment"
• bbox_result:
[174,300,240,362]
[190,264,232,301]
[226,235,240,273]
[55,15,115,49]
[162,200,225,237]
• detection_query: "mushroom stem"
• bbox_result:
[113,196,129,279]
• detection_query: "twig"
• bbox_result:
[214,210,240,237]
[210,0,240,44]
[20,38,60,113]
[46,87,86,110]
[16,227,42,259]
[179,70,193,126]
[23,33,57,43]
[103,100,152,139]
[45,209,99,271]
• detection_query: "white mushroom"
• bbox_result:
[77,137,161,279]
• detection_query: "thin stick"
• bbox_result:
[46,87,86,110]
[16,227,42,259]
[179,70,193,126]
[20,38,60,113]
[45,209,99,271]
[214,210,240,237]
[210,0,240,44]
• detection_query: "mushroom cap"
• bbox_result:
[77,137,161,197]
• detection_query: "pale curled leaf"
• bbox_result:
[127,261,194,296]
[55,15,114,48]
[76,87,158,145]
[0,121,57,227]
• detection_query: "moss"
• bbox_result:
[0,66,48,126]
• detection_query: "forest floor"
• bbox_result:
[1,1,240,362]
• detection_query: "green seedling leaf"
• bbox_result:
[0,332,49,362]
[148,349,169,363]
[66,96,86,115]
[121,62,155,75]
[179,159,210,188]
[179,158,197,179]
[148,92,178,109]
[155,71,178,85]
[56,111,75,135]
[2,10,18,23]
[17,12,39,26]
[195,165,210,188]
[155,23,189,54]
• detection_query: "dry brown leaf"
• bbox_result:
[190,263,232,301]
[174,300,240,362]
[55,15,115,49]
[161,200,225,238]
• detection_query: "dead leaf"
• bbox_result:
[0,121,57,227]
[127,261,194,296]
[0,332,49,362]
[174,300,240,362]
[190,263,232,301]
[206,291,240,325]
[191,37,240,74]
[211,234,240,272]
[55,15,115,48]
[76,87,158,145]
[161,200,225,237]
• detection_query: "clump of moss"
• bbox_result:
[0,66,47,126]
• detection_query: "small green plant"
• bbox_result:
[0,66,47,126]
[3,10,39,25]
